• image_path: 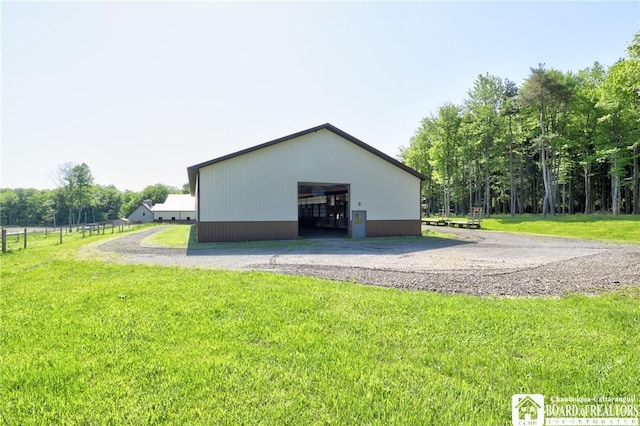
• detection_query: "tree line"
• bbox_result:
[0,163,188,228]
[400,32,640,216]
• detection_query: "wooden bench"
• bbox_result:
[422,207,454,227]
[423,208,483,229]
[447,207,483,229]
[422,218,447,226]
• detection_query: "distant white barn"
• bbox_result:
[187,123,426,242]
[127,199,154,223]
[152,194,196,222]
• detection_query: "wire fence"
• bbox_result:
[1,220,135,254]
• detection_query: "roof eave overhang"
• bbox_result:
[187,166,198,196]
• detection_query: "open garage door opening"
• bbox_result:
[298,182,349,238]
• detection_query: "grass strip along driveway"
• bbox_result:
[1,219,639,424]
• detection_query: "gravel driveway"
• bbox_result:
[89,226,640,297]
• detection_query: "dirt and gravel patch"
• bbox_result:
[87,226,640,297]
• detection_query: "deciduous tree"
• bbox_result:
[56,162,94,229]
[519,65,572,216]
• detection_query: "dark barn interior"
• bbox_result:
[298,182,349,238]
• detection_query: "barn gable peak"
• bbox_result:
[187,123,425,194]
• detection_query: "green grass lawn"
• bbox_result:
[482,214,640,243]
[1,225,639,424]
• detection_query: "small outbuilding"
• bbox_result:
[152,194,196,222]
[187,123,426,242]
[127,199,154,223]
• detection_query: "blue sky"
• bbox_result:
[2,1,639,191]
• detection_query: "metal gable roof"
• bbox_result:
[151,194,195,212]
[186,123,426,195]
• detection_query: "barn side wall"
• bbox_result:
[154,210,196,221]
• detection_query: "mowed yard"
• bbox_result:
[1,217,639,425]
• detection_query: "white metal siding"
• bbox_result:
[195,174,199,221]
[154,210,195,220]
[127,205,153,223]
[198,129,421,222]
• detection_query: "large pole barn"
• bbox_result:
[187,123,426,242]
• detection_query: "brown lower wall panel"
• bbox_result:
[198,221,298,242]
[366,220,421,237]
[198,219,420,242]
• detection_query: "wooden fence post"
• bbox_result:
[2,229,6,254]
[24,228,27,250]
[60,227,63,245]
